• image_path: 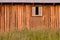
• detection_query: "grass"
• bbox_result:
[0,29,60,40]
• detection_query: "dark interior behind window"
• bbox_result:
[36,7,39,15]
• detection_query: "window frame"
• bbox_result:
[32,5,43,16]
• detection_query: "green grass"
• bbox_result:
[0,29,60,40]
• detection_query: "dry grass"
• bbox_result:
[0,29,60,40]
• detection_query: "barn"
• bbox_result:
[0,0,60,31]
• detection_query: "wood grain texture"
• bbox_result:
[5,5,11,31]
[18,4,25,30]
[17,5,25,30]
[26,5,31,29]
[5,5,7,31]
[0,5,2,31]
[51,6,55,30]
[59,6,60,29]
[17,5,22,30]
[55,5,59,30]
[20,5,25,29]
[0,4,60,31]
[15,5,18,30]
[1,5,5,32]
[43,5,51,30]
[10,5,17,31]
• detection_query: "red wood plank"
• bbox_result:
[1,5,5,32]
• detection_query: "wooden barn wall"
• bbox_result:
[0,4,60,32]
[30,5,59,30]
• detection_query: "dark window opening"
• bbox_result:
[36,7,39,15]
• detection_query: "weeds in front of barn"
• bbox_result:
[0,29,60,40]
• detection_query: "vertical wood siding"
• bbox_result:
[1,5,5,32]
[26,5,31,29]
[5,5,9,31]
[0,4,60,31]
[59,6,60,29]
[51,6,55,30]
[18,5,22,30]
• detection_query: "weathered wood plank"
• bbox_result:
[9,5,17,31]
[5,5,7,31]
[59,6,60,29]
[55,6,59,30]
[43,6,50,29]
[14,5,18,30]
[9,5,12,31]
[17,5,25,30]
[0,5,2,31]
[51,5,55,30]
[21,5,25,29]
[26,5,31,29]
[1,5,5,32]
[6,5,10,31]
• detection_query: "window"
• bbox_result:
[32,6,42,16]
